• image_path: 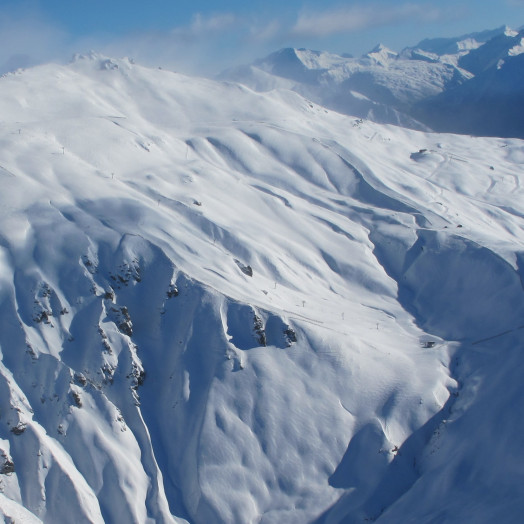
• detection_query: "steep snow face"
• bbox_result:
[0,55,523,523]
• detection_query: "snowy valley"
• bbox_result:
[0,34,523,524]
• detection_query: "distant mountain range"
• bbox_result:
[220,25,524,138]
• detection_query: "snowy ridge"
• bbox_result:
[415,28,524,138]
[0,54,523,523]
[405,25,511,59]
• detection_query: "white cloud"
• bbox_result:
[249,20,283,43]
[90,13,246,76]
[0,8,243,75]
[0,3,465,78]
[171,12,238,40]
[291,3,443,38]
[0,7,70,72]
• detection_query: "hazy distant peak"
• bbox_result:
[508,36,524,57]
[458,27,524,74]
[504,26,519,37]
[410,25,510,57]
[364,43,398,65]
[294,48,342,69]
[250,47,353,86]
[220,23,524,137]
[257,47,349,72]
[368,43,397,55]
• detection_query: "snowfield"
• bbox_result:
[0,53,523,523]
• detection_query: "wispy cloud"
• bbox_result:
[291,3,444,38]
[0,8,244,75]
[249,20,283,43]
[0,3,473,77]
[170,12,238,40]
[0,6,70,72]
[94,12,245,75]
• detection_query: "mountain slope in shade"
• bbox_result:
[0,54,523,523]
[415,30,524,138]
[457,27,523,74]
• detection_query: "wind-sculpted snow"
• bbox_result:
[0,54,523,523]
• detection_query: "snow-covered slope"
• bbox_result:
[0,54,523,523]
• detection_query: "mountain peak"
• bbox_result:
[409,25,511,57]
[364,43,398,64]
[252,47,351,83]
[504,25,519,37]
[370,43,393,53]
[70,51,135,72]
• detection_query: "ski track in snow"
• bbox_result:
[0,54,522,523]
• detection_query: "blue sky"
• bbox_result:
[1,0,523,74]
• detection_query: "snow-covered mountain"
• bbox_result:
[219,46,469,130]
[221,25,524,138]
[0,52,524,523]
[414,28,524,137]
[401,25,514,65]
